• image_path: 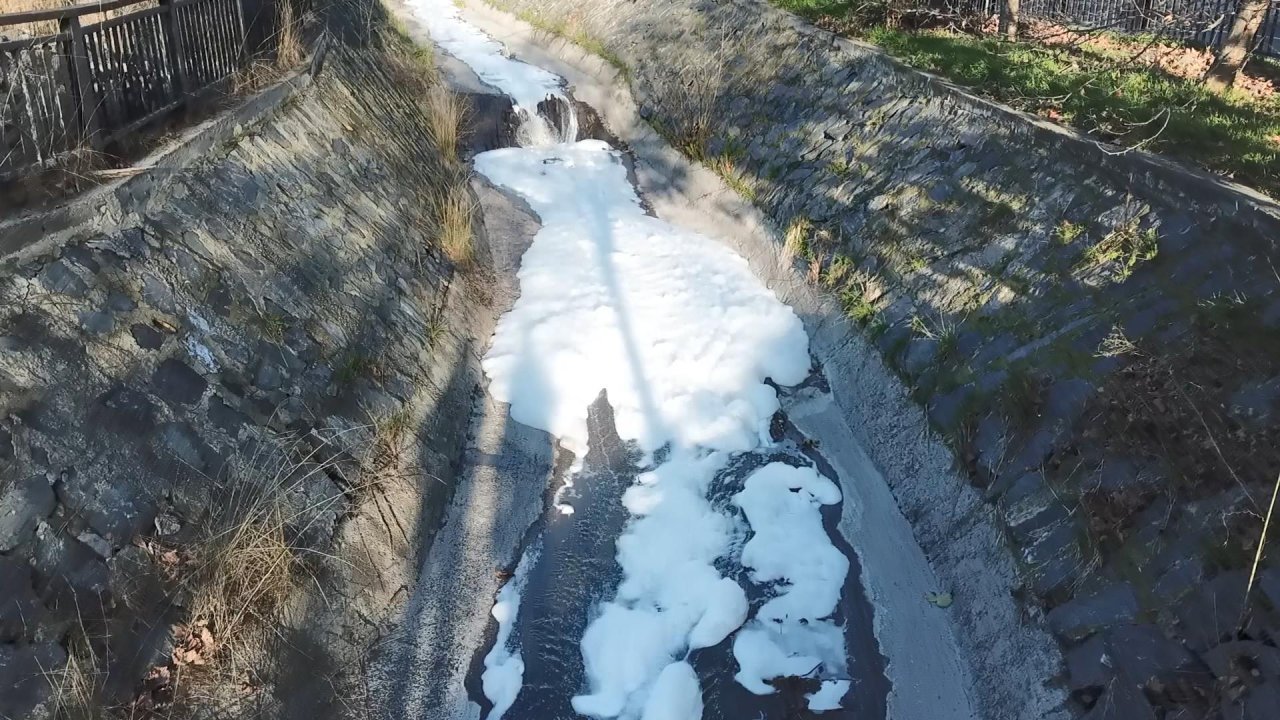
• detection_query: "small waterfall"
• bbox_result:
[513,93,579,147]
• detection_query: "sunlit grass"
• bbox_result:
[862,27,1280,196]
[766,0,1280,197]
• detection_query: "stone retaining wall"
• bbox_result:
[0,43,485,719]
[484,1,1280,718]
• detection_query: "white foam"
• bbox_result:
[416,5,855,714]
[475,140,814,716]
[732,463,850,697]
[404,0,563,112]
[572,452,748,717]
[475,143,809,457]
[807,679,852,712]
[480,543,539,720]
[640,662,703,720]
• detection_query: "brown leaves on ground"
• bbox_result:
[133,536,190,581]
[1086,340,1280,502]
[1061,314,1280,564]
[126,664,176,715]
[1013,18,1277,103]
[122,621,214,714]
[173,620,217,667]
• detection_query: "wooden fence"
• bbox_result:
[0,0,286,180]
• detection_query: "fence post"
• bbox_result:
[1137,0,1154,31]
[159,0,190,100]
[60,13,101,150]
[235,0,251,66]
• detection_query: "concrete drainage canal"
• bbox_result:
[370,2,990,719]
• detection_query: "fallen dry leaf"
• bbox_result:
[172,621,216,666]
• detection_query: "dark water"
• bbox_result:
[510,392,639,718]
[467,381,890,719]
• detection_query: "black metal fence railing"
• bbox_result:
[980,0,1280,58]
[0,0,294,180]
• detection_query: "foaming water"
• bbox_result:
[408,1,876,718]
[514,99,579,147]
[404,0,561,110]
[402,0,577,147]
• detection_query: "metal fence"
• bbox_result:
[993,0,1280,57]
[0,0,290,180]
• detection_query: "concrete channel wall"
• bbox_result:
[470,1,1280,718]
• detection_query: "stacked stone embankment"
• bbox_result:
[0,41,489,719]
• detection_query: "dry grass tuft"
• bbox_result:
[807,255,823,284]
[345,33,471,271]
[1095,326,1139,358]
[376,30,463,167]
[274,0,306,70]
[5,146,114,213]
[706,153,755,201]
[382,29,438,94]
[425,84,464,166]
[653,44,725,159]
[46,625,108,720]
[782,216,813,262]
[231,59,282,96]
[182,489,295,674]
[433,182,475,267]
[362,407,414,480]
[158,433,355,711]
[36,417,355,717]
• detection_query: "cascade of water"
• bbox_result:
[513,95,579,147]
[513,108,557,147]
[544,94,579,144]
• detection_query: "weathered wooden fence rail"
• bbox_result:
[0,0,286,180]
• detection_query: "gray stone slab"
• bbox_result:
[1047,583,1139,642]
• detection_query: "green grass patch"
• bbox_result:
[1054,219,1085,245]
[823,253,858,287]
[710,154,758,202]
[772,0,877,23]
[1078,219,1159,278]
[840,285,878,325]
[255,311,287,342]
[772,0,858,13]
[336,353,378,385]
[828,159,854,178]
[767,1,1280,197]
[858,27,1280,197]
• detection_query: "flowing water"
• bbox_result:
[405,1,892,717]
